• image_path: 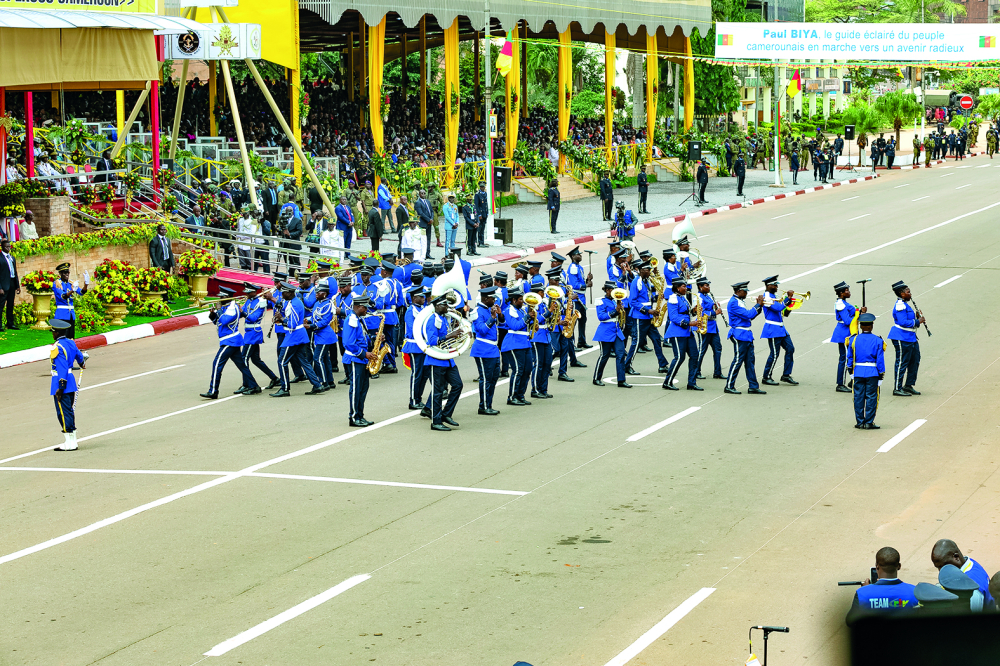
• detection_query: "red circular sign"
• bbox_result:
[960,95,974,109]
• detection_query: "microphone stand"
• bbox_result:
[749,626,788,666]
[585,250,596,305]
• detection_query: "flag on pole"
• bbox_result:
[787,69,802,97]
[496,31,513,77]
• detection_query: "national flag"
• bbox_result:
[980,36,996,48]
[717,34,733,47]
[787,68,802,98]
[403,352,412,370]
[496,31,513,76]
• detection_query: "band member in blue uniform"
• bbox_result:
[529,283,554,399]
[52,261,88,339]
[343,295,374,426]
[49,319,86,451]
[846,312,885,429]
[308,282,339,390]
[500,285,532,405]
[832,281,864,393]
[695,278,724,380]
[202,286,260,399]
[238,284,280,393]
[663,276,702,391]
[725,281,766,395]
[760,275,798,386]
[494,271,511,378]
[592,281,630,388]
[271,282,324,397]
[624,261,668,373]
[374,260,401,373]
[887,280,924,397]
[546,270,581,382]
[471,286,502,414]
[606,240,622,282]
[662,250,681,286]
[334,277,354,385]
[269,272,305,383]
[566,246,593,349]
[527,260,546,289]
[547,178,560,233]
[421,294,464,431]
[402,286,427,409]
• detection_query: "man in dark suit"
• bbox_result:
[395,195,410,255]
[148,223,175,302]
[637,165,649,213]
[0,239,20,330]
[367,204,383,254]
[696,161,709,204]
[599,172,613,221]
[262,181,280,230]
[93,150,115,184]
[473,181,488,246]
[308,182,324,215]
[281,208,302,275]
[414,190,434,259]
[462,196,479,255]
[547,178,560,234]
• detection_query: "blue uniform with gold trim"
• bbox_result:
[847,331,885,427]
[50,337,85,433]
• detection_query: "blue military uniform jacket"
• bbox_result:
[566,263,587,306]
[628,276,654,320]
[241,296,268,345]
[422,313,456,367]
[311,298,338,345]
[547,187,560,211]
[500,303,530,351]
[215,302,243,347]
[699,292,719,334]
[846,332,885,377]
[727,296,761,341]
[593,297,625,342]
[279,298,308,347]
[470,303,500,358]
[529,300,550,344]
[402,304,425,355]
[342,312,369,364]
[761,291,792,339]
[887,298,918,342]
[50,337,85,394]
[52,279,82,322]
[832,298,857,344]
[665,293,692,338]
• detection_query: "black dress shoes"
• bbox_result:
[443,417,459,427]
[903,386,921,395]
[557,374,575,382]
[762,378,779,386]
[570,361,587,368]
[409,402,425,410]
[478,408,500,415]
[780,375,799,385]
[724,388,741,394]
[269,389,290,397]
[836,385,852,393]
[892,390,911,397]
[626,367,640,376]
[200,392,219,399]
[686,384,704,391]
[662,384,680,391]
[266,378,281,390]
[748,388,767,395]
[618,381,632,388]
[304,386,325,395]
[593,379,605,386]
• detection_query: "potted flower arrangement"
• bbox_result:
[98,183,116,204]
[0,181,26,218]
[77,184,99,206]
[121,170,142,195]
[177,249,221,306]
[156,167,176,191]
[20,269,58,330]
[134,267,171,302]
[94,258,139,284]
[92,279,140,326]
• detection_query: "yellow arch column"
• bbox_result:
[646,32,658,164]
[290,1,302,183]
[368,16,386,160]
[557,28,572,174]
[683,34,694,131]
[604,30,615,163]
[444,20,460,186]
[505,28,521,161]
[209,62,218,136]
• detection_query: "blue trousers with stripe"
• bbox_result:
[726,339,759,391]
[347,361,370,421]
[890,339,920,391]
[503,348,530,401]
[277,343,321,390]
[474,356,500,409]
[664,336,699,388]
[209,345,258,395]
[409,352,427,406]
[532,342,553,393]
[853,376,880,425]
[54,392,76,433]
[594,339,626,383]
[762,334,795,380]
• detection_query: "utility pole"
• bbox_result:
[483,0,496,243]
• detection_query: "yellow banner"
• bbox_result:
[193,0,297,71]
[0,0,157,13]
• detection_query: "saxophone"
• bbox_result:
[691,297,708,334]
[650,273,669,328]
[366,313,390,374]
[561,291,579,339]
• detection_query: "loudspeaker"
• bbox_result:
[493,166,512,192]
[494,217,514,244]
[687,141,702,162]
[844,125,855,141]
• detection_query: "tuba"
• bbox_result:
[649,273,668,328]
[414,262,473,360]
[544,285,564,330]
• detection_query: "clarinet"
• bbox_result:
[909,296,932,337]
[709,292,728,327]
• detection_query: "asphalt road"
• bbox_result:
[3,157,1000,666]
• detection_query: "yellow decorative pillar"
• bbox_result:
[683,34,694,131]
[646,32,658,164]
[359,14,367,129]
[420,17,427,130]
[444,20,460,186]
[291,67,302,183]
[521,22,528,119]
[557,29,572,173]
[209,62,217,136]
[116,90,125,138]
[474,33,481,122]
[347,33,355,101]
[368,16,386,159]
[604,31,615,163]
[505,27,521,161]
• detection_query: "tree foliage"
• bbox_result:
[804,0,965,22]
[874,91,923,145]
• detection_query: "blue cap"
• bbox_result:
[550,252,566,262]
[914,581,959,603]
[939,564,980,592]
[732,281,750,290]
[479,286,498,296]
[859,313,876,324]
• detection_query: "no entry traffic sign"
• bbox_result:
[960,95,974,110]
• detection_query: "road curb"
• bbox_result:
[0,311,211,369]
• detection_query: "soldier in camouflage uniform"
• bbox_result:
[357,180,375,238]
[923,134,934,167]
[426,182,444,248]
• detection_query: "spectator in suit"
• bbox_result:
[414,190,434,260]
[93,150,115,184]
[148,223,175,302]
[281,207,302,274]
[460,196,479,256]
[185,205,206,230]
[367,203,383,254]
[473,181,488,246]
[262,181,280,229]
[335,195,355,249]
[0,238,20,330]
[377,180,395,233]
[395,195,410,253]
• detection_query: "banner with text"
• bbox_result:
[714,22,998,61]
[0,0,156,13]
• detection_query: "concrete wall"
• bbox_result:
[25,196,72,237]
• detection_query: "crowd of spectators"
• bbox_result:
[3,79,647,183]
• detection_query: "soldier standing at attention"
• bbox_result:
[427,183,445,249]
[599,171,613,221]
[887,280,924,397]
[734,153,746,197]
[547,178,561,234]
[846,313,885,429]
[636,165,649,214]
[49,319,86,452]
[923,133,934,167]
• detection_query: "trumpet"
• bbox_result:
[779,290,811,313]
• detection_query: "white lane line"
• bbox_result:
[203,574,371,657]
[0,347,604,566]
[248,473,529,496]
[956,184,972,190]
[841,195,860,201]
[912,196,930,202]
[762,237,790,246]
[0,396,242,465]
[893,184,910,189]
[976,164,992,168]
[934,275,963,288]
[940,173,954,177]
[771,212,795,220]
[795,311,832,316]
[955,165,972,169]
[627,407,701,442]
[602,588,716,666]
[848,214,870,221]
[745,199,1000,298]
[0,467,226,476]
[877,419,927,453]
[79,365,185,391]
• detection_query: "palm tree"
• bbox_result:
[977,94,1000,123]
[842,102,887,166]
[874,91,924,146]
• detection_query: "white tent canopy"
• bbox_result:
[0,9,203,34]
